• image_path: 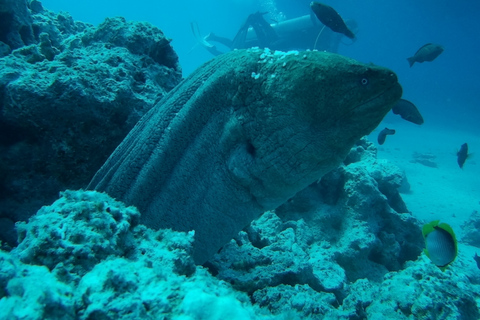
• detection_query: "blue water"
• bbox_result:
[2,1,480,318]
[41,0,480,133]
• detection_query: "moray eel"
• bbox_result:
[89,48,402,264]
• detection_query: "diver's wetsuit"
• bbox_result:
[231,12,278,49]
[202,12,277,52]
[196,11,352,56]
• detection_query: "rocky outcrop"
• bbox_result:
[461,210,480,247]
[1,158,479,319]
[2,143,475,320]
[0,0,35,50]
[0,190,269,320]
[0,0,182,247]
[206,139,427,317]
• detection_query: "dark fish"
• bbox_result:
[474,253,480,270]
[422,220,458,271]
[310,2,355,39]
[457,143,470,168]
[377,127,395,145]
[407,43,444,67]
[392,99,424,125]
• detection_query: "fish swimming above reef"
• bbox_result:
[310,2,355,39]
[392,99,424,125]
[407,43,444,67]
[377,128,395,145]
[88,48,402,264]
[457,143,470,168]
[422,220,458,271]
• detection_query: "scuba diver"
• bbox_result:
[191,10,357,56]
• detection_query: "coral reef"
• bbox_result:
[1,143,479,319]
[364,256,480,320]
[0,0,35,50]
[0,190,269,320]
[461,210,480,247]
[0,0,182,247]
[208,139,422,303]
[1,2,479,319]
[206,139,480,319]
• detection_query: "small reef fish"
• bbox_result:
[377,128,395,145]
[422,220,458,271]
[392,99,424,125]
[310,2,355,39]
[474,253,480,270]
[407,43,444,67]
[457,143,470,169]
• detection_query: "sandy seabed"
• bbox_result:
[370,118,480,266]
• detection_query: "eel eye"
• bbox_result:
[361,78,368,85]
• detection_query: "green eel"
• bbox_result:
[89,48,402,264]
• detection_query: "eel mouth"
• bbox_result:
[331,81,402,126]
[356,82,403,113]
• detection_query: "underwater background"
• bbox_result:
[1,0,480,319]
[41,0,480,132]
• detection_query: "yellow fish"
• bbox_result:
[422,220,457,271]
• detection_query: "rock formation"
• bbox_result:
[0,0,182,247]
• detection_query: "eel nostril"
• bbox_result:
[385,72,398,85]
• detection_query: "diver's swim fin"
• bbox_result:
[190,22,224,56]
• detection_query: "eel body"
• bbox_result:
[89,48,402,264]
